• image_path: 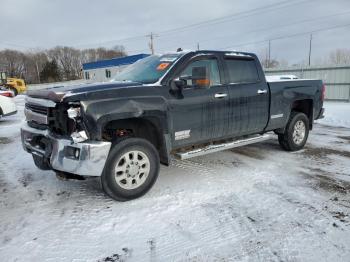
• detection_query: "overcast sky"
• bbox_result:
[1,0,350,64]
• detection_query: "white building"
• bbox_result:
[82,54,149,82]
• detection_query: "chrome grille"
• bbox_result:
[24,106,48,125]
[25,104,48,115]
[24,97,56,125]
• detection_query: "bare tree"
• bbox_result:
[81,48,98,63]
[256,47,280,68]
[48,46,80,80]
[0,49,26,77]
[329,49,350,65]
[0,45,126,83]
[24,50,49,83]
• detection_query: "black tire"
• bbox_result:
[101,138,160,201]
[278,111,309,151]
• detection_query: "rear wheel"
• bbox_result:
[101,138,160,201]
[278,111,309,151]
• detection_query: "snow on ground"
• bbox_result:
[316,101,350,128]
[0,96,350,262]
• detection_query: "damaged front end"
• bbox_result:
[21,96,111,177]
[66,105,89,143]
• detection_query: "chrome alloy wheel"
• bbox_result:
[293,120,306,145]
[114,150,150,190]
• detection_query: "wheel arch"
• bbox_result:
[273,98,313,134]
[101,117,171,165]
[290,99,314,130]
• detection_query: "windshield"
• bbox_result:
[112,53,182,84]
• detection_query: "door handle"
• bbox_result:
[257,89,268,94]
[214,93,228,98]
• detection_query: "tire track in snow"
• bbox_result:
[129,193,279,261]
[171,158,215,176]
[200,194,282,261]
[253,182,350,257]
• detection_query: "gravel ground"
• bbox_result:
[0,96,349,262]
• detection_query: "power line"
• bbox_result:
[73,35,146,48]
[158,0,313,36]
[178,9,350,47]
[220,21,350,50]
[71,0,314,49]
[140,8,350,54]
[0,0,344,55]
[157,21,350,55]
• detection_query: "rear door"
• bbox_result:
[168,55,229,147]
[223,56,269,136]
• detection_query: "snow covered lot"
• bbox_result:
[0,96,350,262]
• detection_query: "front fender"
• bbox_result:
[81,97,169,140]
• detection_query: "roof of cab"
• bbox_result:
[183,50,256,58]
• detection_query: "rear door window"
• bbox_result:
[225,58,259,84]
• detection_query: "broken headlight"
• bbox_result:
[67,107,80,119]
[67,106,88,143]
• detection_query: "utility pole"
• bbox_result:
[197,43,200,51]
[268,40,271,68]
[146,32,157,55]
[308,34,313,66]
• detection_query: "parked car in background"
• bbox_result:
[266,75,299,81]
[0,88,17,118]
[0,87,15,98]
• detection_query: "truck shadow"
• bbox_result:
[230,139,281,160]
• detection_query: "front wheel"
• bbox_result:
[278,111,309,151]
[101,138,160,201]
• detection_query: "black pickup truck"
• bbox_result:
[21,50,325,201]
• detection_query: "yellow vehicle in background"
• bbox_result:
[0,72,27,96]
[6,78,27,96]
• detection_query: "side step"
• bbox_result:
[176,134,271,160]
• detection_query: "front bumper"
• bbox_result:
[21,123,111,177]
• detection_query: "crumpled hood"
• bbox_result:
[27,81,143,102]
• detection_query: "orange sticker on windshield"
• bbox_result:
[157,63,170,71]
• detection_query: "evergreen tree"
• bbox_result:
[40,59,61,82]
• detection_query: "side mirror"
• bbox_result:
[170,78,186,91]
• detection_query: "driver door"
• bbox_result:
[168,55,229,148]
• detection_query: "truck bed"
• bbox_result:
[266,79,324,131]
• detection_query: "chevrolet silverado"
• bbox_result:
[21,50,325,201]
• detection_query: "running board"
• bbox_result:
[176,134,271,160]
